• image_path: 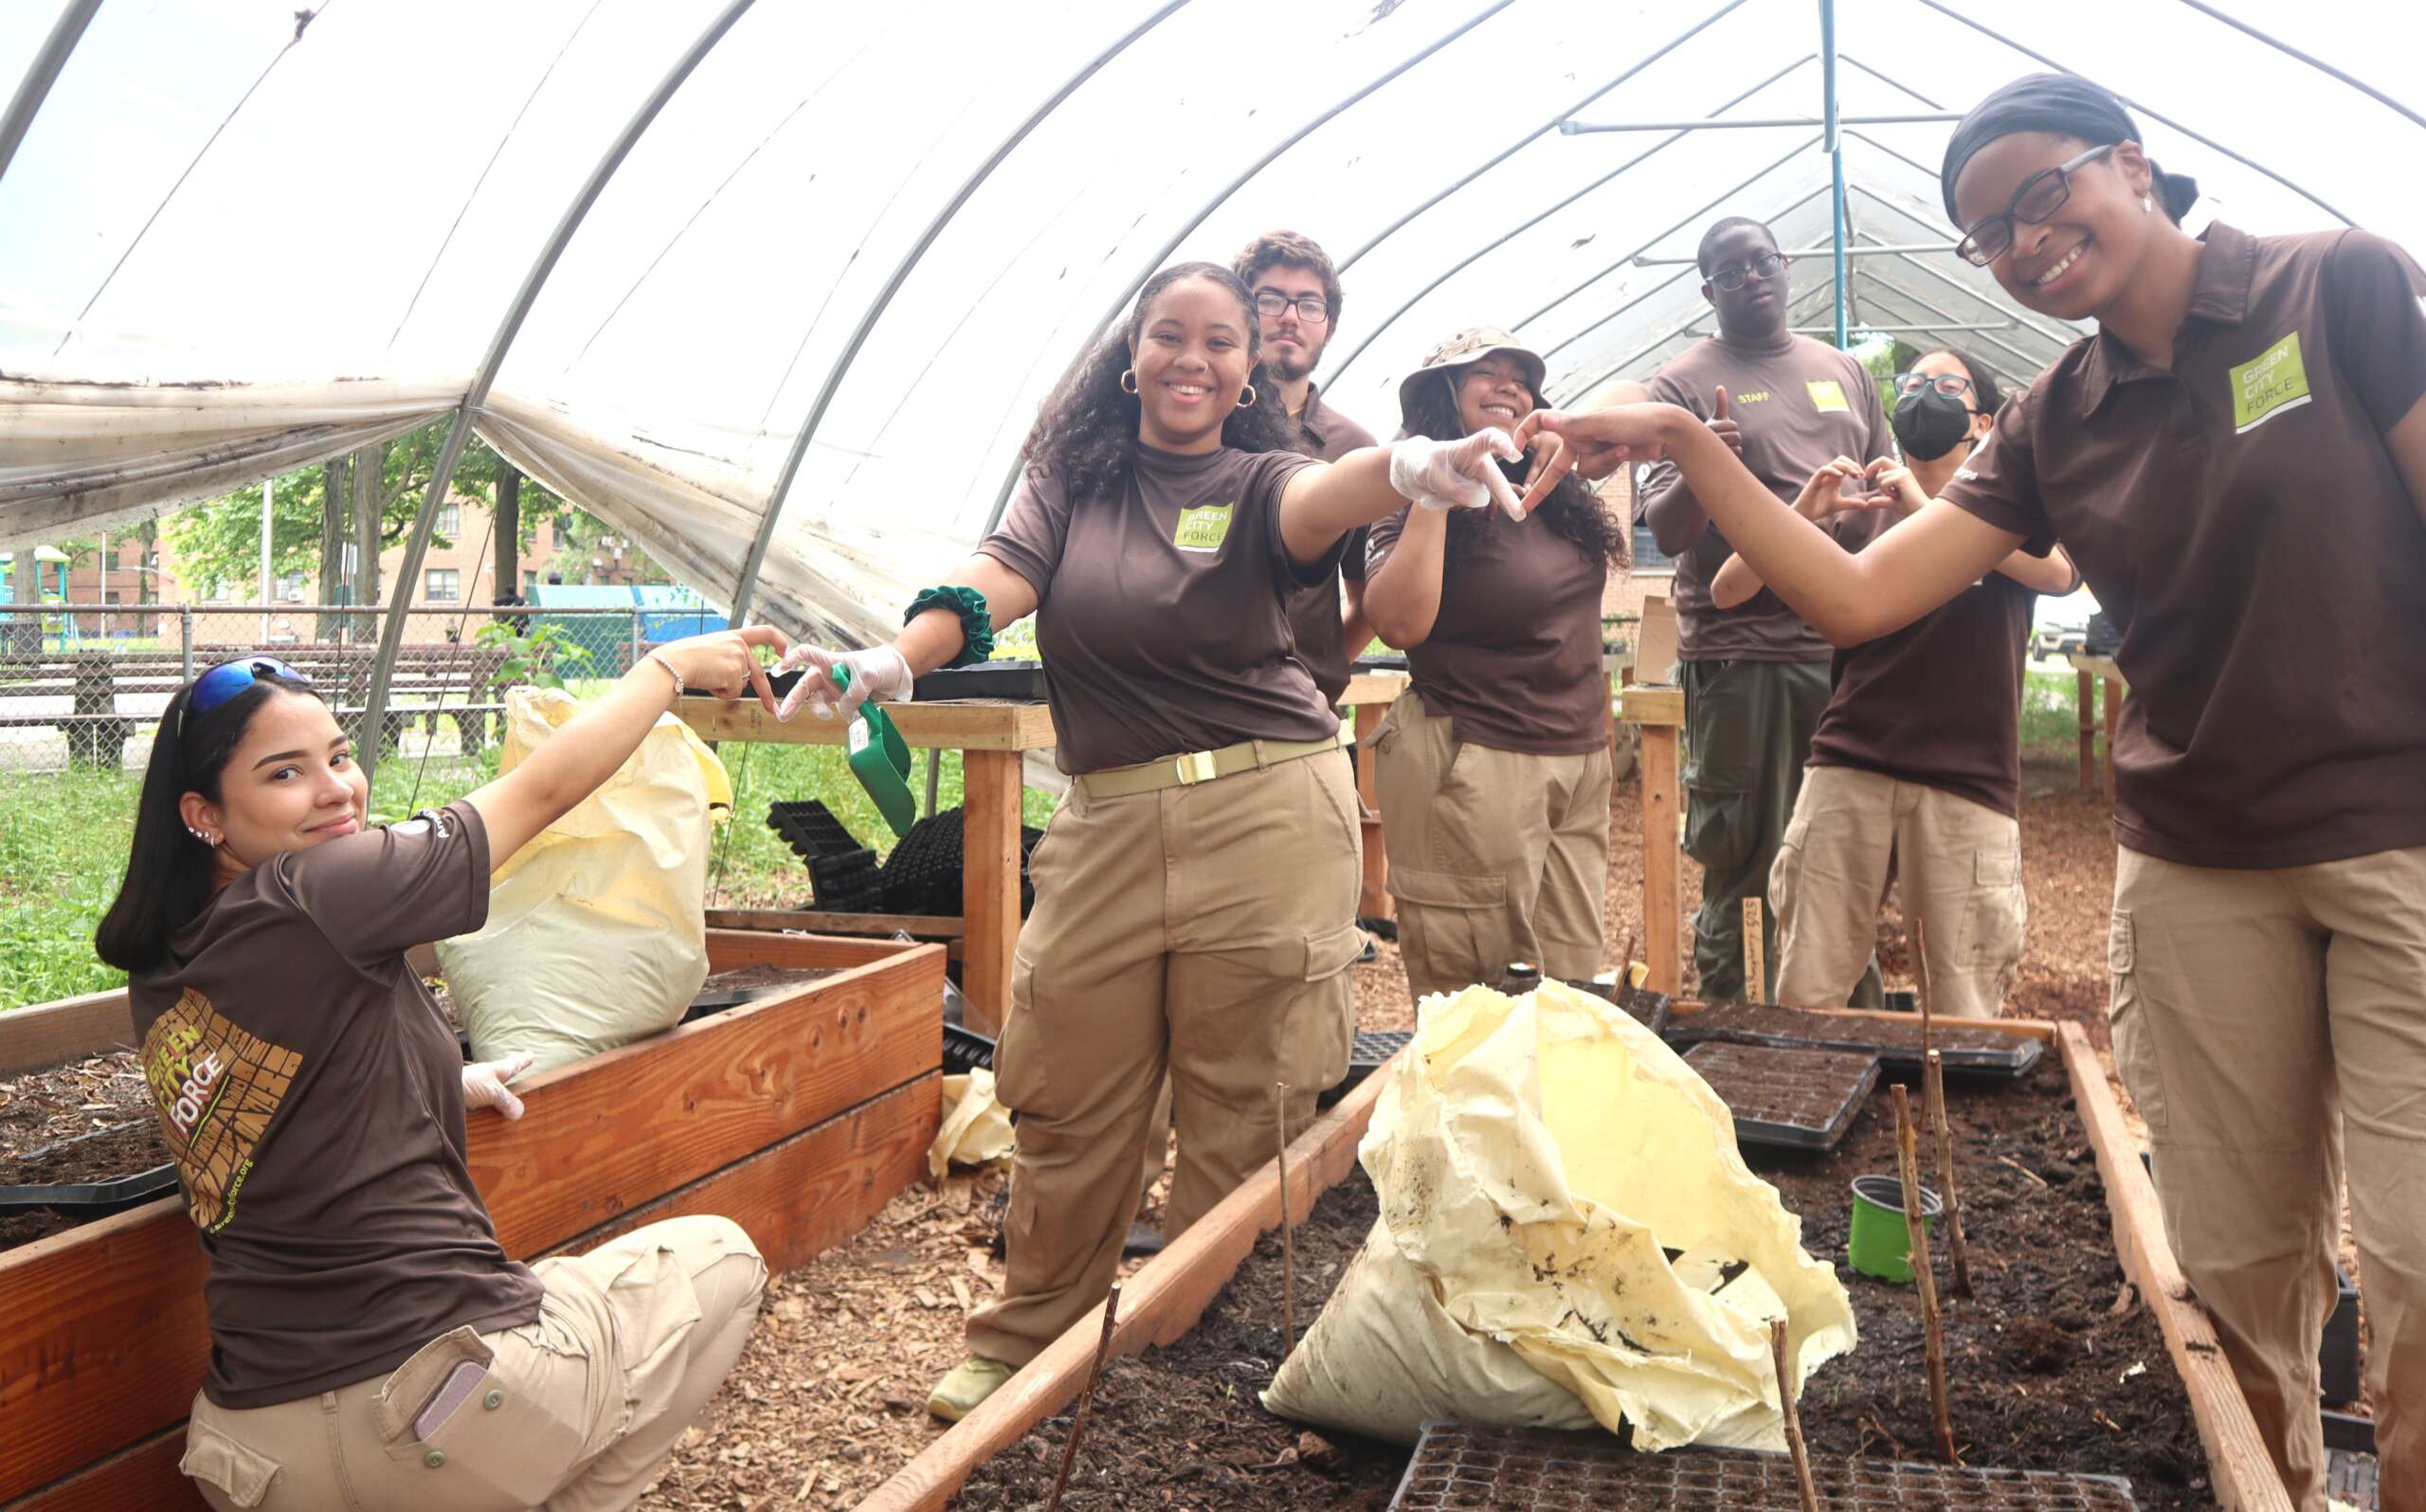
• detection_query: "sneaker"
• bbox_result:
[928,1355,1016,1422]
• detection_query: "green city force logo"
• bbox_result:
[1173,502,1234,552]
[2229,332,2311,434]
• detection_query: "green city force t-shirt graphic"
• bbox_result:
[142,988,303,1233]
[2230,332,2311,434]
[1172,501,1234,552]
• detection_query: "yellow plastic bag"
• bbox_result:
[928,1071,1016,1179]
[438,687,730,1074]
[1263,981,1856,1450]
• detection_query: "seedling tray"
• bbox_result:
[1665,1002,2043,1078]
[767,798,862,863]
[1683,1041,1880,1153]
[0,1125,178,1215]
[1320,1028,1415,1107]
[1606,983,1673,1036]
[1387,1423,2139,1511]
[943,1023,997,1077]
[909,660,1046,702]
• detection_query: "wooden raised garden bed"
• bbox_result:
[0,928,946,1512]
[857,1011,2292,1512]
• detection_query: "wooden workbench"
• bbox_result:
[679,696,1055,1035]
[2065,651,2126,798]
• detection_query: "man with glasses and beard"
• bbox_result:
[1637,216,1895,1004]
[1234,230,1382,700]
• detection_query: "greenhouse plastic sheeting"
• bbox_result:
[3,0,2419,639]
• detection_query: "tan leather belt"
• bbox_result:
[1075,731,1349,801]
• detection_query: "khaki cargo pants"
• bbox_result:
[181,1215,766,1512]
[1371,689,1611,1002]
[966,749,1362,1365]
[1768,765,2025,1018]
[2111,844,2426,1512]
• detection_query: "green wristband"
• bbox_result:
[905,585,994,668]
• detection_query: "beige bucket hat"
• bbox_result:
[1396,325,1548,418]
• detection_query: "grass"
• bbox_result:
[2020,668,2087,758]
[0,725,1059,1012]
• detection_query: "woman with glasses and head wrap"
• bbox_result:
[95,628,786,1511]
[1531,71,2426,1511]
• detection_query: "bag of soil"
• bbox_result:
[439,687,730,1074]
[1263,981,1856,1450]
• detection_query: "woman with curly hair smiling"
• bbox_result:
[775,261,1545,1421]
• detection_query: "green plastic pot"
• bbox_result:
[834,663,915,837]
[1848,1173,1942,1284]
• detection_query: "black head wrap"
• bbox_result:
[1941,73,2200,228]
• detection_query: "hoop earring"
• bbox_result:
[1237,384,1258,410]
[1119,369,1139,395]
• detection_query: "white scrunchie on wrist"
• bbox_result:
[1387,431,1526,517]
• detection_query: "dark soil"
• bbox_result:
[0,1051,173,1256]
[954,1175,1405,1511]
[0,1119,170,1186]
[698,963,837,995]
[951,1058,2218,1511]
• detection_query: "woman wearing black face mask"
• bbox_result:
[1710,350,2076,1017]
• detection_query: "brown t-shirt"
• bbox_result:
[1638,333,1896,661]
[1946,223,2426,868]
[1367,503,1610,755]
[1284,387,1382,703]
[1808,569,2041,818]
[982,443,1338,774]
[132,800,542,1409]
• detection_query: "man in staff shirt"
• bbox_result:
[1636,216,1895,1003]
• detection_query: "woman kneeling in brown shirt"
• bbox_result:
[96,630,784,1511]
[774,261,1535,1421]
[1361,327,1627,1002]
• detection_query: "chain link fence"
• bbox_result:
[0,603,665,775]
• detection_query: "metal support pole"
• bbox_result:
[360,0,756,779]
[180,605,194,683]
[983,0,1518,536]
[1627,242,1954,265]
[629,607,643,675]
[729,0,1191,631]
[1820,0,1846,349]
[259,473,273,643]
[0,0,101,189]
[1557,111,1959,134]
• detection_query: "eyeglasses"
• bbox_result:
[1254,292,1330,325]
[187,657,309,720]
[1708,252,1785,291]
[1955,142,2117,266]
[1892,372,1976,399]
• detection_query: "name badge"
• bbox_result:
[1805,379,1850,413]
[2229,332,2311,434]
[1173,502,1234,553]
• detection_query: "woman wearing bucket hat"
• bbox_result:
[1361,327,1627,1002]
[773,262,1532,1423]
[1531,72,2426,1511]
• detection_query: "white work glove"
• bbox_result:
[771,643,914,723]
[462,1053,534,1122]
[1387,430,1527,519]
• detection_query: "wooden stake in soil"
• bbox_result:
[1275,1081,1298,1355]
[1741,896,1766,1003]
[1912,915,1933,1047]
[1892,1084,1958,1463]
[1770,1317,1820,1512]
[1044,1280,1123,1512]
[1926,1049,1976,1300]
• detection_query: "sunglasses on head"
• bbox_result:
[184,657,311,729]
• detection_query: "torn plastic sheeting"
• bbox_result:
[474,389,949,648]
[0,376,459,549]
[1264,981,1856,1452]
[929,1069,1015,1179]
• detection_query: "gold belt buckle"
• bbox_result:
[1172,749,1219,786]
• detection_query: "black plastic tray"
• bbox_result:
[1318,1027,1414,1107]
[943,1023,997,1077]
[0,1125,179,1215]
[766,799,862,863]
[1663,1001,2044,1078]
[910,660,1045,702]
[1683,1041,1881,1153]
[1388,1422,2139,1511]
